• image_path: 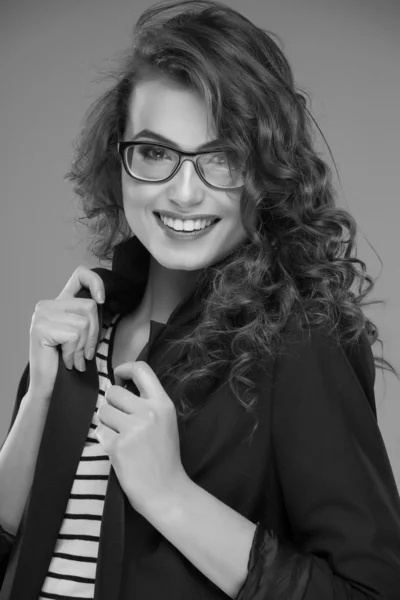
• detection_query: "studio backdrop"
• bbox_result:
[0,0,399,487]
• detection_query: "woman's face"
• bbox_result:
[121,71,248,272]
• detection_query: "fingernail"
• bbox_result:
[96,290,104,303]
[86,348,95,361]
[78,358,86,372]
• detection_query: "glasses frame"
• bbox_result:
[117,141,245,191]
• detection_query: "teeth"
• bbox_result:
[159,214,214,232]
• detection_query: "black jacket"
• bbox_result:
[1,236,400,600]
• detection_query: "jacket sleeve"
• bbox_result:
[236,326,400,600]
[0,362,31,582]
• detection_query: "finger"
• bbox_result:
[98,403,125,433]
[95,424,118,453]
[104,386,134,415]
[56,266,104,362]
[105,385,135,414]
[113,361,165,400]
[56,265,105,304]
[47,299,99,363]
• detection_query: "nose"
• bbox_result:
[167,158,205,205]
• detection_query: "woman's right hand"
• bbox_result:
[27,266,106,403]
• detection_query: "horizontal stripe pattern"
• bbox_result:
[39,312,121,600]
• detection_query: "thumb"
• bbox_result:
[113,362,136,388]
[57,265,105,303]
[114,361,165,399]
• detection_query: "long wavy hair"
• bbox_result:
[65,0,398,440]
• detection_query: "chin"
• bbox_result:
[155,256,212,271]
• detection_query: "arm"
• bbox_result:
[0,387,50,536]
[239,326,400,599]
[140,327,400,600]
[0,275,104,549]
[139,474,258,599]
[0,363,31,581]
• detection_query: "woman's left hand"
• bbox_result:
[95,360,188,517]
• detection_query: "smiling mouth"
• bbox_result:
[153,212,221,232]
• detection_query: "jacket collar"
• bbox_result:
[90,234,207,337]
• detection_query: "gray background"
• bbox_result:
[1,0,399,487]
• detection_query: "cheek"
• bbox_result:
[232,220,249,246]
[215,212,248,256]
[121,178,152,215]
[229,204,247,239]
[121,172,138,200]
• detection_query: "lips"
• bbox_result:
[153,211,220,239]
[163,219,214,232]
[153,211,220,224]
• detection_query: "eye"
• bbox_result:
[210,154,227,165]
[137,144,174,161]
[201,153,228,168]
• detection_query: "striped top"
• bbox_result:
[39,311,122,600]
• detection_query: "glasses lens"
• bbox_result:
[125,144,179,181]
[124,144,244,188]
[198,151,244,188]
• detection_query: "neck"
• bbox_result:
[136,256,200,325]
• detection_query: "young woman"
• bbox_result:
[1,1,400,599]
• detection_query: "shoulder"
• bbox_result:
[278,321,374,377]
[272,322,377,419]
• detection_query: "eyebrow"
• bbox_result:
[130,129,224,152]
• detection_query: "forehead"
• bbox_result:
[125,73,216,147]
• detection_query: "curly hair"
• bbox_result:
[65,0,398,441]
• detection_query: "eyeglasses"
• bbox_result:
[117,141,245,190]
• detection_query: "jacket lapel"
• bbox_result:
[2,306,102,600]
[1,273,136,600]
[94,318,169,600]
